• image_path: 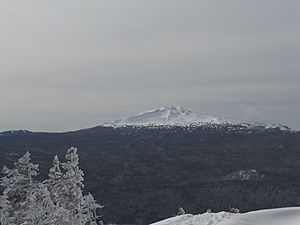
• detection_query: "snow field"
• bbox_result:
[151,207,300,225]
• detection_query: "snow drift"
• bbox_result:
[151,207,300,225]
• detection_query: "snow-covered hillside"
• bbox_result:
[0,129,32,136]
[106,106,236,126]
[151,207,300,225]
[104,106,290,131]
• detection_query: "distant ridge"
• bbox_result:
[0,107,292,134]
[0,129,33,136]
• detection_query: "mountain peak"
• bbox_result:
[103,106,291,131]
[105,106,237,127]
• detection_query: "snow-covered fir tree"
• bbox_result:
[21,183,55,225]
[0,151,40,224]
[0,147,102,225]
[47,155,63,203]
[44,155,70,224]
[60,147,85,211]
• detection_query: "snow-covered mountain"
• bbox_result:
[104,106,290,131]
[151,207,300,225]
[0,107,291,133]
[106,106,235,126]
[0,129,32,136]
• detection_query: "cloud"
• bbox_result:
[0,0,299,131]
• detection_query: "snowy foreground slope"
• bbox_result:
[151,208,300,225]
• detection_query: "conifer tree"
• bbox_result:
[0,148,102,225]
[81,193,102,224]
[0,152,40,224]
[21,184,55,225]
[61,147,84,210]
[47,155,64,207]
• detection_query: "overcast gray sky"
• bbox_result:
[0,0,299,131]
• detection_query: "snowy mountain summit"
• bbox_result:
[105,106,290,130]
[106,106,235,127]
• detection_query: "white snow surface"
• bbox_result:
[151,207,300,225]
[104,106,290,130]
